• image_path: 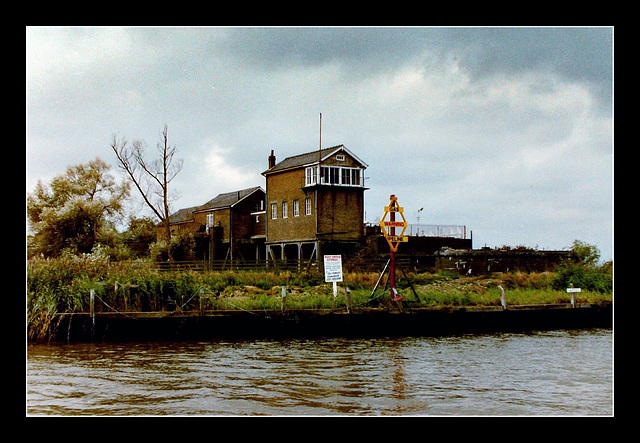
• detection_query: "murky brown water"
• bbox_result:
[26,328,612,416]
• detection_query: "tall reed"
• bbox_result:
[27,257,612,341]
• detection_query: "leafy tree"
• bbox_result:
[552,262,612,293]
[571,239,601,267]
[27,158,130,258]
[149,232,196,262]
[551,240,612,293]
[121,216,157,259]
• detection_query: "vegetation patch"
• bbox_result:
[27,255,613,341]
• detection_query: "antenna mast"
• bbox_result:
[319,112,322,151]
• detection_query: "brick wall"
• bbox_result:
[265,149,366,245]
[266,168,317,243]
[316,188,364,242]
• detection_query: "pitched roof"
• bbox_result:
[167,206,198,224]
[262,144,367,175]
[166,187,264,224]
[195,186,263,212]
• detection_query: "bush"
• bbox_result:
[503,271,554,289]
[552,263,612,293]
[149,232,196,262]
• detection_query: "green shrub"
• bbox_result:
[552,263,612,293]
[27,257,613,342]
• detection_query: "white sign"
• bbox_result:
[566,288,582,293]
[324,255,343,282]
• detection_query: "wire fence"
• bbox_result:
[123,257,418,274]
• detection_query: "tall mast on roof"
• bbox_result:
[319,113,322,158]
[318,113,322,182]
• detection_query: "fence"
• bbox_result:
[408,224,467,238]
[124,257,418,274]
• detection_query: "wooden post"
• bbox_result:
[90,289,95,326]
[281,285,287,313]
[570,283,575,307]
[199,287,205,316]
[344,287,352,314]
[567,283,581,307]
[498,285,506,309]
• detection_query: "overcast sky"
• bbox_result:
[26,26,613,262]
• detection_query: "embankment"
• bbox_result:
[48,302,612,342]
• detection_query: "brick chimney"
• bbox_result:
[268,150,276,169]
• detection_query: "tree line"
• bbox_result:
[28,125,187,261]
[28,125,611,271]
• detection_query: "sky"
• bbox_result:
[26,27,614,262]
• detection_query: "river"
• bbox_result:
[26,328,612,416]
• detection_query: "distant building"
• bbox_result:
[157,187,266,260]
[262,145,368,263]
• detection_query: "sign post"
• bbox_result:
[379,195,409,302]
[324,255,343,299]
[567,284,581,307]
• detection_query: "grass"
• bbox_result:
[27,257,613,341]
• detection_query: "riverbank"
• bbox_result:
[49,302,612,342]
[27,257,613,342]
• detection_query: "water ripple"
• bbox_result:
[27,329,612,416]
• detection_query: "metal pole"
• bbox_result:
[389,195,396,300]
[319,113,322,152]
[371,259,390,296]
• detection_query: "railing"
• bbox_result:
[408,224,467,239]
[123,256,423,274]
[126,259,320,273]
[301,174,367,189]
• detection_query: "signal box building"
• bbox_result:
[262,145,368,263]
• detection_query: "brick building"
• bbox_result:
[262,145,368,263]
[158,186,266,261]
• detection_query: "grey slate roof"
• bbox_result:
[167,186,263,224]
[167,206,198,224]
[196,186,263,212]
[263,145,345,175]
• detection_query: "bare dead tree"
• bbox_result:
[110,125,183,260]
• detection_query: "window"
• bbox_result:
[319,166,362,186]
[341,168,351,185]
[308,165,363,187]
[321,166,340,184]
[305,198,312,216]
[282,201,288,218]
[351,169,360,185]
[330,167,339,184]
[336,154,345,161]
[293,199,299,217]
[271,203,277,219]
[206,214,214,227]
[305,166,318,185]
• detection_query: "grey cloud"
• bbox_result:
[27,26,613,261]
[219,27,612,108]
[434,27,612,108]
